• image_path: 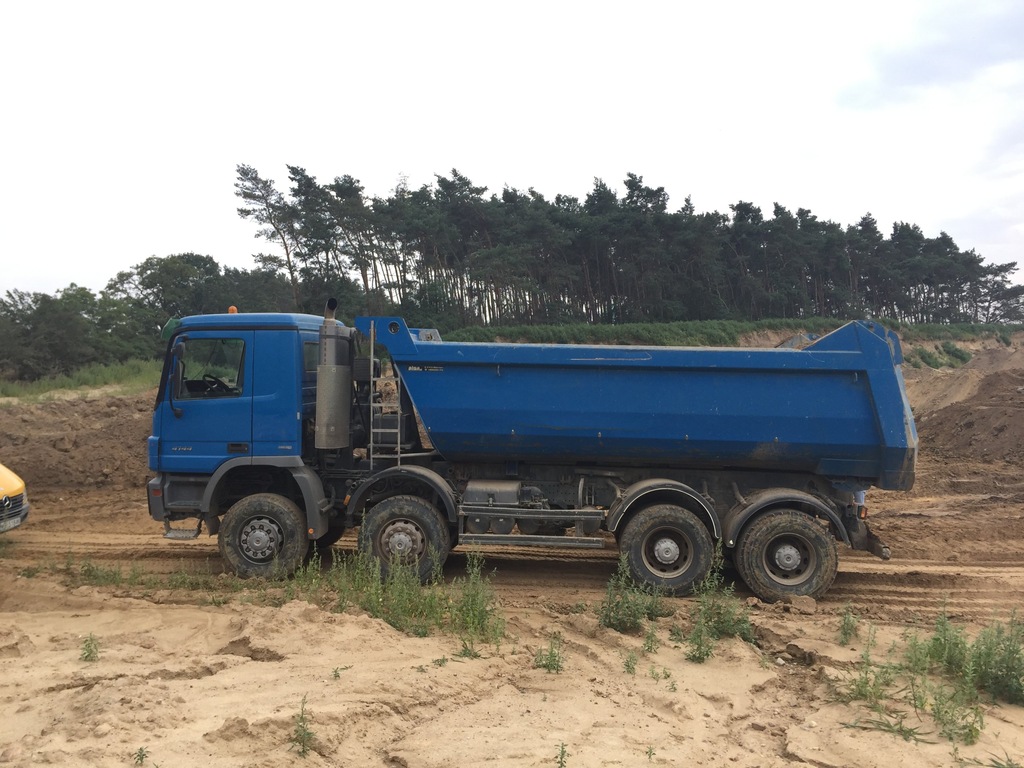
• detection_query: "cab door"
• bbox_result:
[156,331,254,474]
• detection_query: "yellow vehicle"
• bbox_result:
[0,462,29,533]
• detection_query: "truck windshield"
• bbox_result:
[178,338,245,398]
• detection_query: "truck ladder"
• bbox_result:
[368,320,403,469]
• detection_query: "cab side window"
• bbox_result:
[178,338,245,398]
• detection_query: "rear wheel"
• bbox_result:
[619,504,713,596]
[219,493,308,578]
[735,509,838,602]
[360,495,451,582]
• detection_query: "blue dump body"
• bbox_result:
[356,318,918,491]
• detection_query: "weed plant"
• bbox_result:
[921,612,1024,705]
[324,549,504,645]
[597,556,668,634]
[840,628,897,707]
[457,641,482,659]
[447,551,505,647]
[643,623,659,654]
[623,651,638,675]
[838,604,860,645]
[289,695,315,757]
[836,613,1024,746]
[534,634,565,673]
[842,713,934,744]
[685,550,753,663]
[80,633,100,662]
[165,561,237,593]
[72,560,145,587]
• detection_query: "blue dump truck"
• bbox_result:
[147,299,917,602]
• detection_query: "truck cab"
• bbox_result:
[148,313,327,554]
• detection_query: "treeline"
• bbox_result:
[236,165,1024,327]
[2,166,1021,381]
[0,255,309,380]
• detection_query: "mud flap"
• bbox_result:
[846,517,891,560]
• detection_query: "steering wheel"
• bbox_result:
[202,373,231,393]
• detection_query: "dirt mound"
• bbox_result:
[0,392,153,492]
[915,369,1024,461]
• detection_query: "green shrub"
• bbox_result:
[448,551,505,647]
[684,549,753,663]
[534,634,564,673]
[940,341,972,365]
[914,346,943,369]
[597,556,669,634]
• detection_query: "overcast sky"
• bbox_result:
[2,0,1022,297]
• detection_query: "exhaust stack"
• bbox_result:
[315,298,352,449]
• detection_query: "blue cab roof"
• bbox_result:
[176,313,331,332]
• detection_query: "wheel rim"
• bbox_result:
[239,516,284,564]
[760,533,816,586]
[379,519,425,562]
[641,526,692,578]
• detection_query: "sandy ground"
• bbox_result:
[1,334,1024,767]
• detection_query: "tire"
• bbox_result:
[360,495,451,583]
[619,504,713,596]
[219,493,308,578]
[735,509,838,602]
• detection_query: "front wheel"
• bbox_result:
[219,493,308,578]
[619,504,713,596]
[360,495,451,583]
[734,509,838,602]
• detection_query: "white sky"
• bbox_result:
[2,0,1022,296]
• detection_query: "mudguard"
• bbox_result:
[721,487,849,549]
[607,478,720,538]
[346,464,459,523]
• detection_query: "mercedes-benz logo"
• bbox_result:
[1,496,11,511]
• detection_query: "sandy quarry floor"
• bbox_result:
[1,334,1024,767]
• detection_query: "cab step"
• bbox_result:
[163,519,203,540]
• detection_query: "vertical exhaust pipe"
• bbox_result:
[315,297,352,449]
